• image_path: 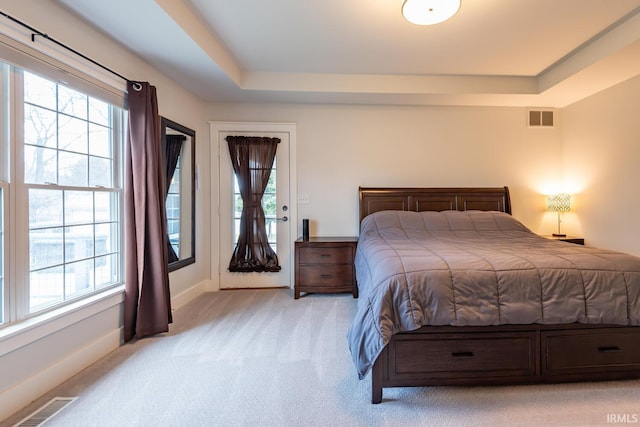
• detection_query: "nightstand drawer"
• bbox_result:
[297,265,353,286]
[298,246,352,264]
[543,329,640,374]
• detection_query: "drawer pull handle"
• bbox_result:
[320,254,332,258]
[452,351,474,358]
[598,346,622,353]
[320,274,333,279]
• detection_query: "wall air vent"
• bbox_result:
[528,109,554,127]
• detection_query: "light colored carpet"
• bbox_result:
[4,289,640,427]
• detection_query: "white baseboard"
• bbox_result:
[204,278,219,292]
[170,280,209,310]
[0,327,121,422]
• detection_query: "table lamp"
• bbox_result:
[547,193,571,237]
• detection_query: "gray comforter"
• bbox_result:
[347,210,640,379]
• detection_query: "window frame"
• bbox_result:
[0,63,9,325]
[0,63,125,326]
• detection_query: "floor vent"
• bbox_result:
[13,397,77,427]
[528,109,554,127]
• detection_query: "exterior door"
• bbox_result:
[213,122,296,289]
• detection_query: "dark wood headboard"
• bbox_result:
[359,187,512,222]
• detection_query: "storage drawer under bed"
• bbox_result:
[386,331,538,382]
[542,328,640,375]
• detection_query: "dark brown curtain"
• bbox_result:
[164,134,185,264]
[227,136,281,272]
[124,81,172,342]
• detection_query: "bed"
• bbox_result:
[348,187,640,403]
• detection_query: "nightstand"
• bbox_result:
[544,235,584,245]
[294,237,358,299]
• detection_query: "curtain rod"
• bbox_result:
[0,10,131,83]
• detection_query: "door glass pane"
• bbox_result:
[232,163,277,250]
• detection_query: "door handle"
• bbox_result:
[276,216,288,222]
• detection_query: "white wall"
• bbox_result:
[0,1,210,421]
[206,102,565,242]
[563,75,640,256]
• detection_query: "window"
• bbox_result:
[0,188,4,324]
[0,62,124,325]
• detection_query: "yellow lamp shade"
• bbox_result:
[547,193,571,213]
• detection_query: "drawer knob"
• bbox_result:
[452,351,474,358]
[598,346,622,353]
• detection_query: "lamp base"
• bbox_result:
[552,233,567,237]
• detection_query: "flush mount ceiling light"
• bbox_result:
[402,0,461,26]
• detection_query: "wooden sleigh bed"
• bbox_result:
[352,187,640,404]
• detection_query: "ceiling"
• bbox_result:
[58,0,640,107]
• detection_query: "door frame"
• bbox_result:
[210,121,297,290]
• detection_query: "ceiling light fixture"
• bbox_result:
[402,0,461,26]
